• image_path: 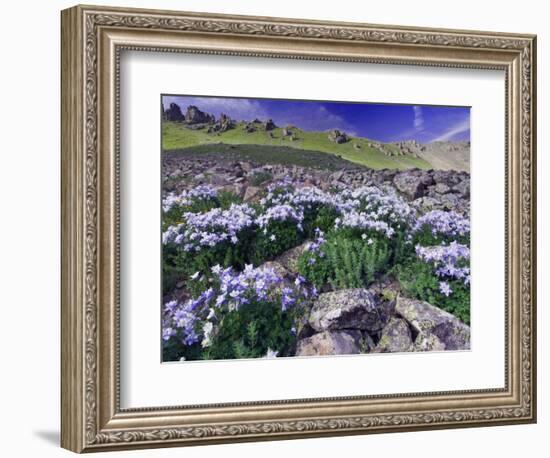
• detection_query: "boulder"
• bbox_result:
[328,129,349,144]
[309,288,390,332]
[413,333,446,352]
[264,119,277,131]
[165,103,184,122]
[243,185,262,202]
[273,242,309,273]
[452,178,470,199]
[393,171,433,199]
[434,182,451,194]
[412,196,441,213]
[295,330,363,356]
[396,297,470,351]
[372,317,413,353]
[184,105,215,124]
[259,260,289,279]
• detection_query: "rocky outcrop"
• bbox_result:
[309,288,391,332]
[207,113,234,133]
[264,119,277,131]
[184,105,215,124]
[396,297,470,351]
[274,242,310,274]
[296,330,363,356]
[373,317,413,353]
[165,103,184,122]
[162,154,471,217]
[328,129,349,144]
[282,127,292,137]
[393,170,434,199]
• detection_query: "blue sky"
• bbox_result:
[162,95,470,143]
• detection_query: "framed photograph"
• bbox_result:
[61,4,537,453]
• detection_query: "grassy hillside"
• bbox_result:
[164,144,371,171]
[162,121,431,170]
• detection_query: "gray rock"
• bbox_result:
[259,261,289,279]
[434,182,451,194]
[452,178,470,198]
[274,242,309,273]
[309,288,389,332]
[413,333,446,352]
[328,129,349,144]
[393,172,428,199]
[396,297,470,351]
[184,105,215,124]
[295,330,362,356]
[165,102,184,121]
[243,185,262,202]
[264,119,277,131]
[373,317,413,353]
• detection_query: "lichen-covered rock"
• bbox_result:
[393,171,432,199]
[396,297,470,351]
[373,317,413,353]
[309,288,389,332]
[295,330,362,356]
[413,333,446,352]
[274,242,309,273]
[452,178,470,199]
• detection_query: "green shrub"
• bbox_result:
[205,300,297,360]
[397,260,470,325]
[250,171,273,186]
[302,205,339,238]
[162,191,243,230]
[162,229,256,295]
[298,232,391,290]
[251,220,304,264]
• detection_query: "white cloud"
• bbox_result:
[413,106,424,129]
[430,119,470,142]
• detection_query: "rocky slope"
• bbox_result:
[163,153,470,217]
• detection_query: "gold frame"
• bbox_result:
[61,4,537,453]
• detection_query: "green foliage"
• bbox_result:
[397,260,470,325]
[302,205,339,238]
[163,229,256,295]
[412,227,469,247]
[298,232,392,290]
[251,221,303,264]
[217,190,243,209]
[250,170,273,186]
[206,300,297,360]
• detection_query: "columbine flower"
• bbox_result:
[162,185,218,212]
[439,281,453,297]
[190,271,200,280]
[416,241,470,286]
[413,210,470,238]
[162,327,175,341]
[270,234,276,241]
[170,203,256,251]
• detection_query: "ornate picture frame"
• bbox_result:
[61,4,536,453]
